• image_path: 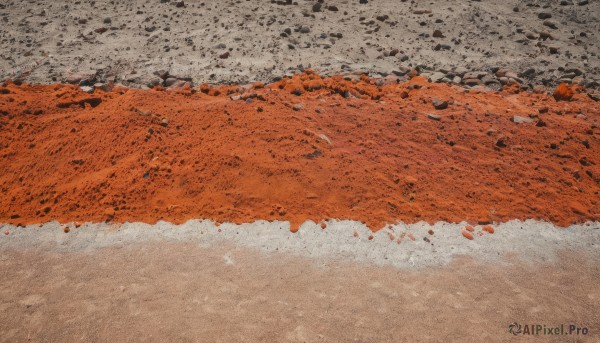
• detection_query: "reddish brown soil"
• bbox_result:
[0,72,599,230]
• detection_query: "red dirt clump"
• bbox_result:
[461,229,475,240]
[0,72,598,231]
[482,225,495,234]
[553,83,575,101]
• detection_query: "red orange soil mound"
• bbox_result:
[553,83,576,101]
[0,73,599,231]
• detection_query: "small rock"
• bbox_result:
[496,138,508,148]
[317,134,332,145]
[543,20,558,29]
[432,99,448,110]
[512,115,534,124]
[80,86,94,94]
[65,71,95,85]
[463,78,481,86]
[154,70,170,80]
[168,80,188,89]
[94,83,111,92]
[292,104,305,111]
[485,81,502,91]
[160,118,170,127]
[432,30,444,38]
[140,76,163,88]
[524,31,539,40]
[539,31,554,40]
[429,72,446,83]
[219,51,230,59]
[588,93,600,102]
[164,77,178,87]
[413,9,432,14]
[427,113,441,121]
[463,71,487,80]
[538,12,552,19]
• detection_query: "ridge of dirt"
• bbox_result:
[0,72,599,230]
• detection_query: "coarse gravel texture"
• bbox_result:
[0,0,598,87]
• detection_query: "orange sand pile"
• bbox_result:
[0,72,598,230]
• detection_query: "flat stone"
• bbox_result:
[80,86,94,94]
[512,115,534,124]
[427,113,441,121]
[429,72,446,83]
[432,99,448,110]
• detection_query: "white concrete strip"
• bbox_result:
[1,220,599,268]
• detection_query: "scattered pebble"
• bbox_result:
[482,225,495,234]
[432,99,448,110]
[461,229,474,240]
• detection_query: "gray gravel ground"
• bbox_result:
[0,0,598,88]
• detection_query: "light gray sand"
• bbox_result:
[2,219,599,268]
[1,220,599,342]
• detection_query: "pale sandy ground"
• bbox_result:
[1,220,599,342]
